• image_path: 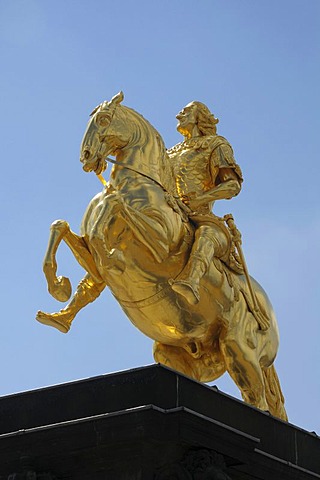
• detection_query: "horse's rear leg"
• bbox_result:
[153,341,226,382]
[263,365,288,421]
[220,319,269,411]
[36,274,106,333]
[43,220,102,301]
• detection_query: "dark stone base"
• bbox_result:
[0,365,319,479]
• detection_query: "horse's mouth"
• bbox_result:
[82,156,106,175]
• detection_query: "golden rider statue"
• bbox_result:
[169,101,243,305]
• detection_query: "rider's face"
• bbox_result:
[176,102,198,136]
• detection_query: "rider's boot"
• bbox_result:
[171,226,216,305]
[36,275,106,333]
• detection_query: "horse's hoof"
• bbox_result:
[50,219,70,234]
[48,276,72,302]
[36,310,70,333]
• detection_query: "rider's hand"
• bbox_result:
[181,194,190,205]
[188,198,204,211]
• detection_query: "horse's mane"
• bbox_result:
[117,105,177,195]
[121,105,166,150]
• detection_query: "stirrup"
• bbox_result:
[171,280,200,305]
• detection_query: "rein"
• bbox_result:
[100,156,176,197]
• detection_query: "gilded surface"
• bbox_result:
[36,92,287,420]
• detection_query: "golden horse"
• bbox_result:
[37,92,287,421]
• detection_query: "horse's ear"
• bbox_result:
[110,91,124,105]
[90,104,102,116]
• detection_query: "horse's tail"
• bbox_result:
[263,364,288,421]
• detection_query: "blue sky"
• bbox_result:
[0,0,319,432]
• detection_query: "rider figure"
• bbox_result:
[169,101,243,305]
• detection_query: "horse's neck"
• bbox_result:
[113,142,164,186]
[114,107,176,195]
[109,160,147,190]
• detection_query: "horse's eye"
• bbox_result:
[96,114,110,127]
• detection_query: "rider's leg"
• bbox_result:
[172,224,227,305]
[36,274,107,333]
[153,341,226,382]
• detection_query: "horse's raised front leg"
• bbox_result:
[43,220,103,302]
[89,193,126,273]
[36,274,106,333]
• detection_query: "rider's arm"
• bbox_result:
[186,144,242,209]
[205,167,240,200]
[187,168,240,209]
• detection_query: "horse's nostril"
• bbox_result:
[80,148,91,162]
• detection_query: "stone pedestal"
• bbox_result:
[0,365,319,479]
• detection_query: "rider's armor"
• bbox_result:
[168,135,243,305]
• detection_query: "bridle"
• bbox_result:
[93,103,172,195]
[90,103,190,222]
[92,101,119,166]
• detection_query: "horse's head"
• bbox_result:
[80,92,177,196]
[80,91,128,174]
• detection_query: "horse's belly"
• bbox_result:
[118,290,223,345]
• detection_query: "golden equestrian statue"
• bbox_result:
[36,92,287,421]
